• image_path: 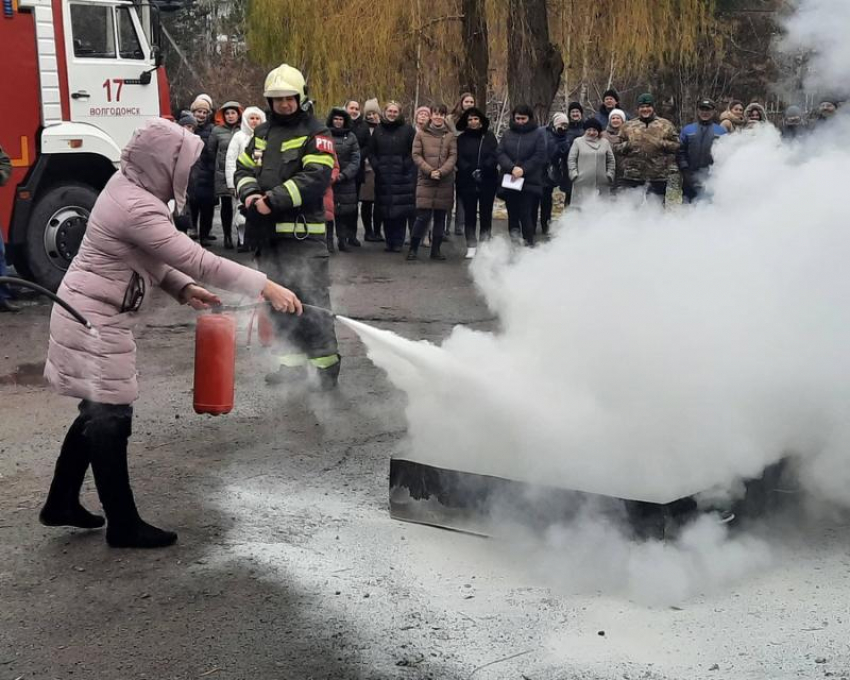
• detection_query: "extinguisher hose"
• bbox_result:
[214,301,336,319]
[302,303,337,318]
[0,276,93,329]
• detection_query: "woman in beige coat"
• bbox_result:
[567,118,616,208]
[407,104,458,260]
[40,119,301,549]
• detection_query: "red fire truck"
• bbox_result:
[1,0,175,290]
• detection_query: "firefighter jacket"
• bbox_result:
[618,115,680,183]
[234,110,335,238]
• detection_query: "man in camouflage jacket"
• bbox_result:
[618,93,680,201]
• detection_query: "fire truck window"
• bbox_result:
[117,8,145,60]
[70,4,116,59]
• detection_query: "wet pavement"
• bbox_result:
[2,227,849,680]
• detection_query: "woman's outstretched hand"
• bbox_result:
[181,284,221,310]
[263,280,303,315]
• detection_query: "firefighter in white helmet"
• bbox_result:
[235,64,340,389]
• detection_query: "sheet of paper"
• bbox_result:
[501,174,524,191]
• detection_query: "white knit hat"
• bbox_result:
[190,93,213,112]
[552,112,569,127]
[608,108,627,123]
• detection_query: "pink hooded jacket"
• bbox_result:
[44,119,267,405]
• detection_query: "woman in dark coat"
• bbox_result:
[368,101,417,252]
[206,100,243,249]
[496,104,547,247]
[187,94,216,243]
[326,107,362,252]
[455,107,498,257]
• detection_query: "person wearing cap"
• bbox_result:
[602,108,628,190]
[567,118,615,209]
[414,106,432,131]
[814,98,840,127]
[677,99,726,203]
[359,98,384,242]
[782,105,807,140]
[207,100,244,248]
[187,94,216,241]
[177,111,198,132]
[618,93,680,202]
[539,111,571,237]
[235,64,341,390]
[561,102,587,203]
[595,88,628,128]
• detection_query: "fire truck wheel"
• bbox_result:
[26,184,98,292]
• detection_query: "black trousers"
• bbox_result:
[336,212,358,241]
[190,198,216,239]
[258,238,339,368]
[412,208,446,240]
[360,200,382,237]
[505,192,536,245]
[621,179,668,204]
[383,217,407,250]
[460,186,496,247]
[219,196,234,239]
[537,186,554,234]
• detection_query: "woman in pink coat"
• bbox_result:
[39,119,301,549]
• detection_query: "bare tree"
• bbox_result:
[506,0,564,122]
[461,0,489,107]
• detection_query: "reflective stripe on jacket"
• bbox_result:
[234,111,334,237]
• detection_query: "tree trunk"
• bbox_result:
[461,0,489,108]
[506,0,564,123]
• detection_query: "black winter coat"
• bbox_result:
[351,117,371,182]
[327,109,362,218]
[496,120,547,196]
[189,121,215,203]
[542,124,571,189]
[368,118,417,220]
[456,128,498,195]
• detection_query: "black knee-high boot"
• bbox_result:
[85,403,177,549]
[39,407,105,529]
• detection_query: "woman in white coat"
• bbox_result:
[225,106,266,250]
[567,118,616,209]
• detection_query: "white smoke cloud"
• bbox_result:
[340,0,850,602]
[347,121,850,509]
[781,0,850,95]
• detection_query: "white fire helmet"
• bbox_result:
[264,64,307,100]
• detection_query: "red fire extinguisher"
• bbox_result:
[193,312,237,416]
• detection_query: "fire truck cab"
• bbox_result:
[1,0,173,291]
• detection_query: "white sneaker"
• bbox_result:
[465,247,476,260]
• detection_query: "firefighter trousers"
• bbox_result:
[257,237,339,372]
